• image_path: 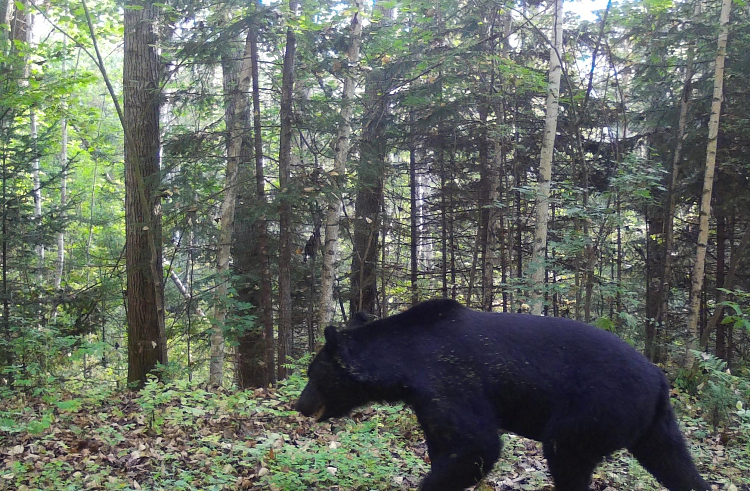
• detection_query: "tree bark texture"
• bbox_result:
[477,105,498,312]
[685,0,731,366]
[530,0,563,316]
[277,0,297,380]
[350,6,392,316]
[211,30,253,388]
[124,0,167,388]
[318,0,363,331]
[410,114,419,306]
[55,89,67,291]
[250,19,275,386]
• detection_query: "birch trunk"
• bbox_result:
[530,0,563,316]
[211,31,253,387]
[55,87,67,291]
[685,0,731,366]
[24,10,44,275]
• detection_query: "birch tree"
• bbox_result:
[685,0,731,366]
[210,29,253,388]
[529,0,563,316]
[318,0,364,331]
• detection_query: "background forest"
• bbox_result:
[1,0,750,489]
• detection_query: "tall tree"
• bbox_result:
[277,0,298,380]
[530,0,563,316]
[685,0,731,366]
[55,49,67,291]
[26,10,43,276]
[211,28,253,388]
[251,14,275,386]
[123,0,167,388]
[235,7,276,388]
[648,4,698,362]
[318,0,363,329]
[350,5,392,315]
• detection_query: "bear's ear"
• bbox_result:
[324,325,338,351]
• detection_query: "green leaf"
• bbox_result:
[56,399,82,412]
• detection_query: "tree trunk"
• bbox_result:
[28,13,43,276]
[685,0,731,367]
[530,0,563,316]
[55,39,67,291]
[211,29,253,388]
[410,113,419,306]
[124,0,167,388]
[233,19,273,387]
[318,0,362,329]
[250,16,275,386]
[714,210,726,358]
[350,6,392,316]
[652,2,699,361]
[55,110,67,290]
[477,101,498,312]
[0,0,31,385]
[277,0,297,380]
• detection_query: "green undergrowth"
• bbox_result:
[0,372,747,491]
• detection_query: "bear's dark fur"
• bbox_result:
[296,299,709,491]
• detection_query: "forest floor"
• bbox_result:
[0,374,748,491]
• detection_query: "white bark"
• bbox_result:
[210,33,253,387]
[27,12,43,275]
[317,0,363,330]
[530,0,563,316]
[55,108,67,290]
[685,0,731,366]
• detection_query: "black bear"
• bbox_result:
[296,299,709,491]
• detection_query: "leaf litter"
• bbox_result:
[0,379,745,491]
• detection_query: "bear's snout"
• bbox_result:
[296,383,325,418]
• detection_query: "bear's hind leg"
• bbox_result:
[627,407,709,491]
[543,443,600,491]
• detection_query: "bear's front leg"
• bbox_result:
[419,443,500,491]
[416,402,501,491]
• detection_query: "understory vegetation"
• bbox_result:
[2,356,749,491]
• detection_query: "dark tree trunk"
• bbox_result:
[249,17,275,386]
[124,0,167,389]
[231,24,272,389]
[277,0,297,380]
[409,129,419,306]
[715,209,726,359]
[645,207,664,363]
[233,206,267,388]
[350,36,389,315]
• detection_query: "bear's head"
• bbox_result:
[295,325,370,421]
